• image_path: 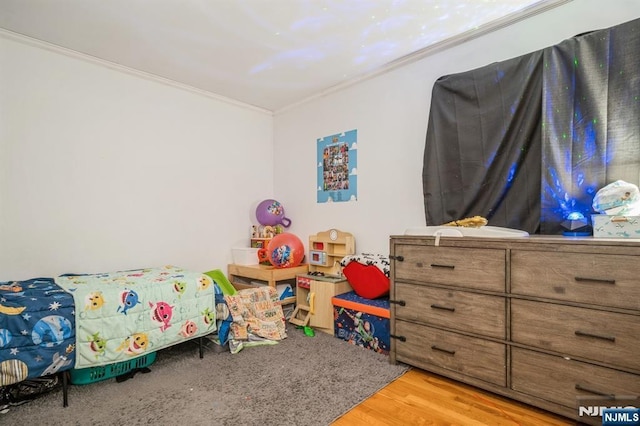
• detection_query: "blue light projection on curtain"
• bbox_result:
[541,19,640,234]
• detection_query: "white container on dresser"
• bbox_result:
[389,235,640,424]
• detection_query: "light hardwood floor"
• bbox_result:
[331,368,576,425]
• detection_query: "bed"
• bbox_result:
[0,278,76,387]
[1,265,287,408]
[1,266,217,406]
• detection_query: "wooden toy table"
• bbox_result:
[227,263,308,305]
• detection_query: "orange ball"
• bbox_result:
[257,233,304,268]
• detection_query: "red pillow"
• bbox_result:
[342,261,390,299]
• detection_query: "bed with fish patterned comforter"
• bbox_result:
[55,265,216,369]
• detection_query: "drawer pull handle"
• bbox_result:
[574,276,616,285]
[389,300,406,306]
[390,334,407,342]
[430,264,455,269]
[575,384,616,399]
[389,255,404,262]
[574,330,616,342]
[430,304,455,312]
[431,345,456,355]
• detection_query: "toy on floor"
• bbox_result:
[295,325,315,337]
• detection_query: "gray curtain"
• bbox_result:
[423,52,543,233]
[424,17,640,234]
[541,19,640,234]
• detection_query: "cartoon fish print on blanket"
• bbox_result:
[88,332,107,358]
[179,320,198,338]
[197,275,212,291]
[116,332,148,356]
[84,291,105,311]
[173,281,187,297]
[202,307,215,329]
[149,301,174,331]
[117,289,141,315]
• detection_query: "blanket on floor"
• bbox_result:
[223,286,287,354]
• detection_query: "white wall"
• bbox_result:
[0,35,273,281]
[273,0,640,256]
[3,0,639,281]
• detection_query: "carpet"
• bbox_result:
[1,326,409,425]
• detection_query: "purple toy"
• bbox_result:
[255,199,291,227]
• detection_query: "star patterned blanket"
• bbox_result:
[0,278,76,386]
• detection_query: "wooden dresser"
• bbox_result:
[389,235,640,423]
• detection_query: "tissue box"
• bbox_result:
[592,215,640,238]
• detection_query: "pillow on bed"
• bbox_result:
[341,254,390,299]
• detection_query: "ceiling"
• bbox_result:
[0,0,566,112]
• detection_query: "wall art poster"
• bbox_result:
[317,129,357,203]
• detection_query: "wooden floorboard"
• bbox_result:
[331,368,576,425]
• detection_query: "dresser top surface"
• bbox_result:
[390,234,640,252]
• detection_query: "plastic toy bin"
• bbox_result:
[232,247,260,265]
[332,291,390,355]
[69,352,157,385]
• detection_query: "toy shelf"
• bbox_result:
[308,229,355,277]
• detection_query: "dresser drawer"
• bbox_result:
[394,282,505,339]
[511,299,640,371]
[511,250,640,310]
[394,245,505,292]
[394,320,506,386]
[512,347,640,410]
